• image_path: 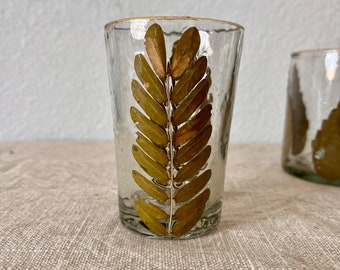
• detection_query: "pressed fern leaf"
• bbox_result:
[312,101,340,180]
[132,144,169,185]
[170,27,201,79]
[289,65,309,155]
[130,23,212,237]
[173,79,210,126]
[135,132,168,166]
[132,170,168,203]
[175,146,211,182]
[175,170,211,203]
[134,54,166,103]
[131,80,167,126]
[134,196,167,235]
[130,107,168,147]
[173,189,210,237]
[175,104,212,146]
[144,23,167,79]
[172,56,208,104]
[175,125,212,164]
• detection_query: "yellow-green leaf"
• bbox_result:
[173,189,210,236]
[136,132,168,166]
[145,23,167,79]
[172,56,207,104]
[175,170,211,203]
[173,79,210,126]
[170,27,200,80]
[175,146,211,182]
[174,188,210,219]
[312,101,340,180]
[134,54,166,103]
[175,104,212,146]
[132,79,167,127]
[130,106,168,147]
[132,145,169,185]
[136,196,168,219]
[135,196,167,235]
[132,170,168,202]
[175,125,212,164]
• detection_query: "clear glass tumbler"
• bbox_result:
[282,48,340,186]
[105,17,244,238]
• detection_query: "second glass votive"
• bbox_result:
[282,48,340,186]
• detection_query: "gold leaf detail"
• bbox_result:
[130,24,213,237]
[175,125,212,164]
[132,145,168,185]
[136,132,168,166]
[175,146,211,183]
[312,101,340,180]
[145,23,167,79]
[170,27,201,80]
[134,54,166,103]
[175,170,211,203]
[175,104,212,146]
[173,79,210,126]
[172,56,207,104]
[132,80,167,127]
[134,196,167,235]
[173,189,210,237]
[130,107,168,147]
[132,170,168,202]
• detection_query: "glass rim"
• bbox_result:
[104,16,244,32]
[291,48,340,57]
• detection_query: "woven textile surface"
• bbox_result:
[0,142,339,269]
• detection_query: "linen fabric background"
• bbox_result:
[1,142,339,269]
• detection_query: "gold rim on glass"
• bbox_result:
[292,48,340,57]
[104,16,244,32]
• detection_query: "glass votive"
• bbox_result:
[282,48,340,186]
[105,17,244,238]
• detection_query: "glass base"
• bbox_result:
[283,165,340,187]
[119,197,221,239]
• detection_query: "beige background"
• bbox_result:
[1,0,340,143]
